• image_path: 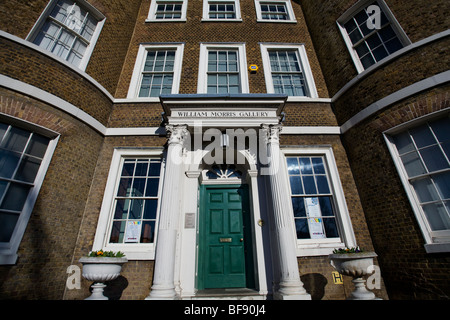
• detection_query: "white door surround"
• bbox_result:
[147,94,311,299]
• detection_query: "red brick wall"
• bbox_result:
[341,85,450,299]
[0,88,104,299]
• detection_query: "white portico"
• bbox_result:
[146,94,311,300]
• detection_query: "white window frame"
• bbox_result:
[146,0,188,22]
[282,146,356,256]
[260,43,318,99]
[26,0,106,71]
[0,114,59,265]
[202,0,242,22]
[197,43,249,94]
[92,148,165,260]
[254,0,296,23]
[127,43,184,101]
[384,110,450,253]
[336,0,411,73]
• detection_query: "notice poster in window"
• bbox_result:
[124,221,142,243]
[306,197,325,239]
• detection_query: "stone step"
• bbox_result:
[186,288,267,300]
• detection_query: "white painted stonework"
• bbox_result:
[145,95,313,299]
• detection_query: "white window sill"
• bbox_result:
[145,19,187,23]
[424,242,450,253]
[296,243,345,257]
[0,253,18,265]
[256,19,296,23]
[201,19,242,22]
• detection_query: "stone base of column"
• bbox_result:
[145,285,180,300]
[273,281,312,300]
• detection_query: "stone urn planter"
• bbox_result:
[79,256,128,300]
[329,251,379,300]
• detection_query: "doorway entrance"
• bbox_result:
[198,184,255,290]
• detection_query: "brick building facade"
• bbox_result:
[0,0,448,300]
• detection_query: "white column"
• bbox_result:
[262,124,311,300]
[146,124,188,300]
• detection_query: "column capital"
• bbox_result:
[261,124,282,144]
[166,124,189,146]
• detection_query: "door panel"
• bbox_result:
[199,185,253,289]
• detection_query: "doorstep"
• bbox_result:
[186,288,267,300]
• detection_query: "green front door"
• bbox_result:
[198,185,254,289]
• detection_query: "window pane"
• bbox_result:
[430,117,450,142]
[117,177,132,196]
[114,199,129,219]
[0,183,31,211]
[299,157,312,174]
[295,219,310,239]
[0,180,7,199]
[149,161,161,176]
[141,221,155,243]
[143,199,158,219]
[289,176,303,195]
[360,52,375,69]
[0,150,21,179]
[372,44,388,62]
[1,127,30,152]
[129,199,143,219]
[0,212,19,242]
[410,125,436,148]
[303,176,317,194]
[122,161,135,176]
[385,37,403,54]
[135,161,148,176]
[316,175,330,194]
[144,52,156,71]
[26,134,50,158]
[323,218,339,238]
[319,196,334,216]
[433,171,450,199]
[110,221,126,243]
[311,157,325,174]
[400,152,426,177]
[292,197,306,217]
[419,145,448,172]
[145,178,160,197]
[412,177,440,203]
[131,177,146,197]
[393,131,415,154]
[422,202,450,231]
[14,156,42,183]
[286,157,299,174]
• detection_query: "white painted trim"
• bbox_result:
[336,0,412,73]
[0,31,114,101]
[92,148,165,260]
[254,0,296,23]
[0,124,59,265]
[281,126,341,135]
[383,109,450,252]
[332,29,450,102]
[341,70,450,133]
[286,97,331,103]
[105,127,166,136]
[25,0,106,71]
[202,0,242,22]
[260,43,319,99]
[197,43,249,94]
[126,43,185,99]
[0,74,108,135]
[146,0,188,22]
[281,146,357,256]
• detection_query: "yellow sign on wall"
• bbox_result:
[332,271,343,284]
